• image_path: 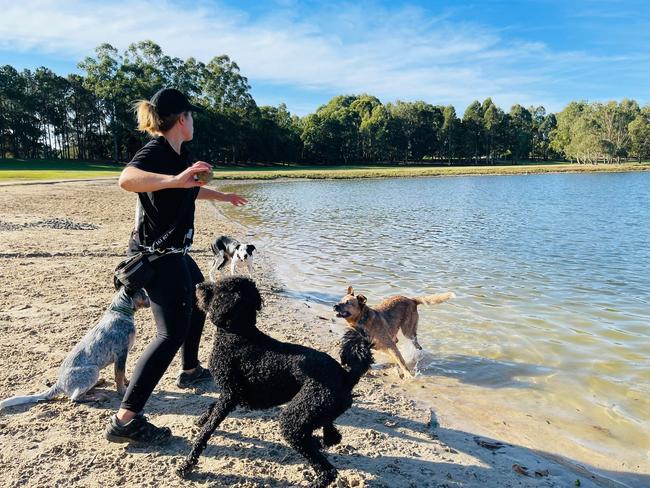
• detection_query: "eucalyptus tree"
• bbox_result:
[78,44,128,161]
[536,112,557,161]
[555,103,602,164]
[201,55,255,112]
[200,54,257,162]
[66,74,107,160]
[462,101,484,164]
[596,99,638,162]
[551,101,585,160]
[441,105,461,164]
[508,104,533,162]
[359,104,395,162]
[301,96,362,164]
[32,67,74,158]
[0,65,26,157]
[351,94,381,160]
[629,105,650,162]
[252,104,302,162]
[387,101,444,162]
[0,66,41,158]
[483,99,506,163]
[529,107,558,161]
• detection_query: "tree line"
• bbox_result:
[1,41,648,165]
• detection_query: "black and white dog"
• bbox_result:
[209,235,256,281]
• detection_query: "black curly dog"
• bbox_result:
[176,276,374,487]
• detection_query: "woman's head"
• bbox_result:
[134,88,202,140]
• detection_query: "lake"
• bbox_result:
[217,171,650,482]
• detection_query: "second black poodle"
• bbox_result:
[176,276,374,487]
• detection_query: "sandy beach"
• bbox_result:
[0,179,637,487]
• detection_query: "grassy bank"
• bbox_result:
[211,161,650,179]
[0,159,122,180]
[2,158,649,181]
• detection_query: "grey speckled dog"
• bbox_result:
[0,285,150,409]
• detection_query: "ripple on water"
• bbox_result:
[218,173,650,475]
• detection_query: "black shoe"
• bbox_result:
[176,365,213,389]
[105,414,171,444]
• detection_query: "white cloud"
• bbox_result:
[0,0,632,114]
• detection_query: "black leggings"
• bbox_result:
[121,253,206,413]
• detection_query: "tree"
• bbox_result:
[483,100,506,163]
[0,66,41,158]
[629,105,650,162]
[508,105,533,162]
[597,99,638,162]
[551,101,587,161]
[201,55,255,113]
[532,108,557,161]
[302,98,361,164]
[3,40,647,166]
[78,44,128,161]
[359,104,397,162]
[254,103,302,162]
[441,105,461,164]
[462,101,484,164]
[388,101,443,161]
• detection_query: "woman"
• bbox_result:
[105,88,247,444]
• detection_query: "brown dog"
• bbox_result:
[334,286,454,378]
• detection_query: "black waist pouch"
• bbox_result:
[114,253,160,291]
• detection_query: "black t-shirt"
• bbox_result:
[126,136,199,253]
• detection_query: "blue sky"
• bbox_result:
[0,0,648,116]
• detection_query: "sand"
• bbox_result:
[0,180,633,487]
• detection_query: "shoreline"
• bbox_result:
[1,161,649,184]
[0,180,643,487]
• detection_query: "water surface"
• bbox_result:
[217,172,650,481]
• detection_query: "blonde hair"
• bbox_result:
[133,100,186,136]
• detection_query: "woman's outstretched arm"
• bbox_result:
[197,187,248,206]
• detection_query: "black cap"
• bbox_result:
[150,88,203,117]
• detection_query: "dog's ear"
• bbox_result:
[347,285,354,295]
[246,244,256,254]
[356,294,367,306]
[195,282,217,312]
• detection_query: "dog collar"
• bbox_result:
[357,307,370,327]
[110,305,135,317]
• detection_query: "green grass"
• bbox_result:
[0,158,122,181]
[2,158,650,181]
[210,161,650,180]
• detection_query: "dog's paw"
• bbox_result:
[311,468,338,488]
[322,427,342,448]
[175,463,193,479]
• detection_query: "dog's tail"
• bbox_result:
[0,384,60,410]
[340,327,374,388]
[413,292,455,306]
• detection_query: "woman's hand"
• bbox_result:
[197,187,248,205]
[225,193,248,206]
[172,161,213,189]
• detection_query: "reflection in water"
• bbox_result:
[216,172,650,475]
